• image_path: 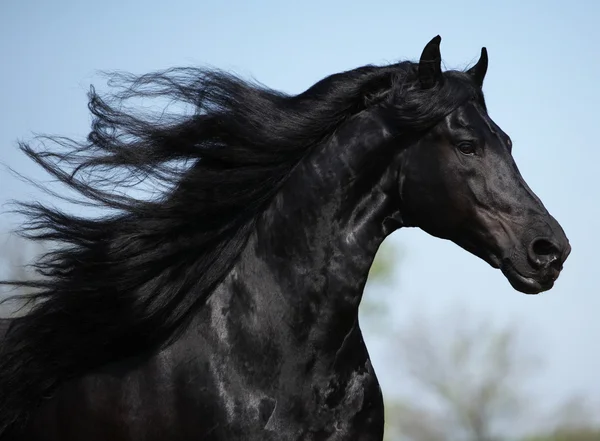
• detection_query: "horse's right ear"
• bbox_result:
[418,35,443,89]
[467,47,488,88]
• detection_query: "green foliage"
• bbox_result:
[360,239,403,333]
[523,428,600,441]
[367,240,399,284]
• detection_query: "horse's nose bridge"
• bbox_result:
[538,208,568,241]
[510,163,547,212]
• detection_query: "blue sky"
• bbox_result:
[1,0,599,424]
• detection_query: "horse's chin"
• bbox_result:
[499,260,556,295]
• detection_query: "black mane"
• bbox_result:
[0,61,481,432]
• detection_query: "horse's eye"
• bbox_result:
[457,141,476,155]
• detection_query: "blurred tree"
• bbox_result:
[384,307,540,441]
[549,396,600,433]
[522,396,600,441]
[523,428,600,441]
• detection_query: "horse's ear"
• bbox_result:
[467,47,488,88]
[418,35,443,89]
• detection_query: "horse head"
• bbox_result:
[391,36,570,293]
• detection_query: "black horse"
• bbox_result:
[0,36,570,440]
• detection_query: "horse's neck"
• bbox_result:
[232,111,400,337]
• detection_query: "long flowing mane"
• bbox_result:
[0,60,481,432]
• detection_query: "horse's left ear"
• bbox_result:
[418,35,444,89]
[467,47,488,88]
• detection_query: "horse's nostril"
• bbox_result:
[532,238,559,257]
[528,238,562,269]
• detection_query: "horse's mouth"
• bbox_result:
[500,260,557,295]
[473,247,560,295]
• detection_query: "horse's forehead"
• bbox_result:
[449,101,502,137]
